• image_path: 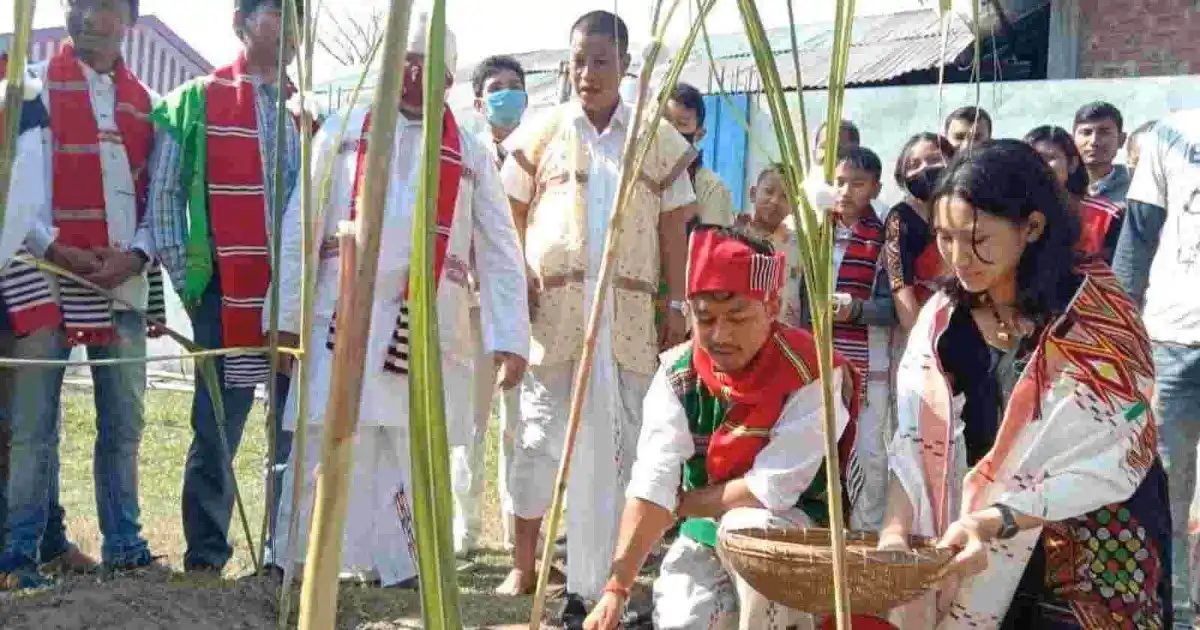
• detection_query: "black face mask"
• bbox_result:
[905,166,945,202]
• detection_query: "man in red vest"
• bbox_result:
[147,0,302,573]
[0,0,159,588]
[584,225,862,629]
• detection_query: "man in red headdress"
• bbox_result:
[584,224,864,629]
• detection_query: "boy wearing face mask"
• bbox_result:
[665,83,733,227]
[147,0,304,573]
[453,54,530,555]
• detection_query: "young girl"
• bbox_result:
[884,133,956,333]
[881,140,1171,629]
[1025,126,1125,263]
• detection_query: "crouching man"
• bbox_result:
[584,225,862,630]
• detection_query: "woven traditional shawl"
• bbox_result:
[326,109,463,376]
[831,214,885,402]
[205,56,274,387]
[1,44,166,344]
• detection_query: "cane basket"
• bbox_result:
[718,528,954,615]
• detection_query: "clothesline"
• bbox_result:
[0,346,302,368]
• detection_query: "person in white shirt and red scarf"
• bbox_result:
[0,0,166,588]
[146,0,302,573]
[268,14,529,588]
[584,225,865,630]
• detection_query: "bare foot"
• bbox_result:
[495,568,537,596]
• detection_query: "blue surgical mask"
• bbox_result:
[484,89,528,130]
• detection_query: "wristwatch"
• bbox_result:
[132,249,150,273]
[668,300,687,315]
[992,503,1020,540]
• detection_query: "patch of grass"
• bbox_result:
[50,386,535,627]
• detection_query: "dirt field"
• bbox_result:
[0,388,551,629]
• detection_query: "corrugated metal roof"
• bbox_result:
[673,9,978,91]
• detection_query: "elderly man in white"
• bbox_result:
[269,15,530,588]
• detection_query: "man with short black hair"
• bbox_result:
[500,9,699,618]
[943,105,993,152]
[813,119,860,168]
[148,0,303,573]
[1,0,159,588]
[1073,101,1130,205]
[665,82,733,226]
[472,54,527,166]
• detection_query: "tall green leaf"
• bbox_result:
[406,1,463,628]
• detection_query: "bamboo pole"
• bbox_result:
[296,1,415,627]
[0,0,37,231]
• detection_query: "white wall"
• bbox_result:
[741,75,1200,210]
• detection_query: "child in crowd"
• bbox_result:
[737,164,803,327]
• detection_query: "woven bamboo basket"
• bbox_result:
[718,528,954,615]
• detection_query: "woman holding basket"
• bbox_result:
[880,140,1171,629]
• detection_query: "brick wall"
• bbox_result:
[1078,0,1199,78]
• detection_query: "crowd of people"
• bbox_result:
[1,2,1198,630]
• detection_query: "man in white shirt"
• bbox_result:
[584,225,858,630]
[1113,108,1200,622]
[0,0,157,587]
[497,12,698,623]
[269,14,529,588]
[451,54,531,555]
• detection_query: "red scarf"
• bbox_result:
[1077,195,1122,258]
[831,214,885,397]
[205,55,275,350]
[693,323,861,485]
[32,45,151,344]
[326,108,463,375]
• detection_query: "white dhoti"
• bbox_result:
[450,304,496,554]
[850,371,892,532]
[654,507,816,630]
[272,424,418,586]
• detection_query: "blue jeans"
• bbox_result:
[1153,342,1200,617]
[5,311,149,566]
[181,281,292,570]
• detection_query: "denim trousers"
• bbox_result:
[181,280,291,570]
[1152,342,1200,620]
[5,310,149,566]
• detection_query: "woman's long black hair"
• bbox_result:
[930,139,1083,324]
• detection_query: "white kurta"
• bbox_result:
[1,132,40,268]
[500,102,697,599]
[629,358,851,629]
[271,109,529,584]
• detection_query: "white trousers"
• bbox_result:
[510,362,650,599]
[653,507,816,630]
[272,425,418,586]
[850,376,892,532]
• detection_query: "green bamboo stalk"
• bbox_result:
[0,0,37,233]
[785,0,812,174]
[258,0,296,575]
[733,2,859,628]
[297,0,415,626]
[405,0,463,626]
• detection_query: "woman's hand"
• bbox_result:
[876,530,910,552]
[933,514,995,618]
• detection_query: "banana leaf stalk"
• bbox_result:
[0,0,37,232]
[257,0,297,574]
[296,0,415,627]
[734,1,858,627]
[405,2,464,627]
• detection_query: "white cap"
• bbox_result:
[408,11,457,75]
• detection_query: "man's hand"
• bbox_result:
[87,248,145,289]
[46,243,102,276]
[272,331,301,375]
[494,351,527,390]
[526,265,541,323]
[582,592,625,630]
[660,308,688,350]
